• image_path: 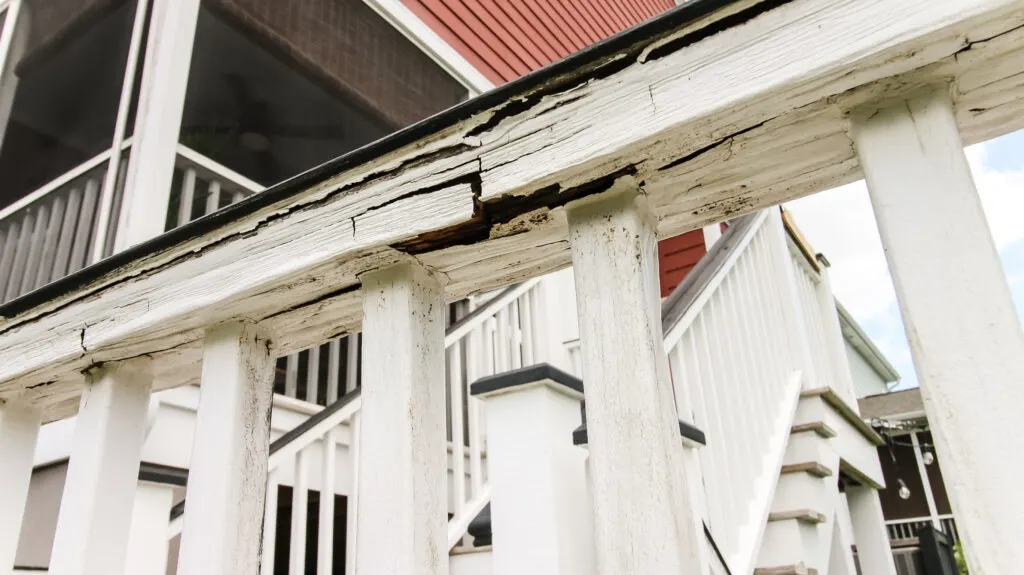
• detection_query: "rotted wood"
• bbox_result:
[2,0,1024,420]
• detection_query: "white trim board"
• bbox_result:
[3,0,1024,421]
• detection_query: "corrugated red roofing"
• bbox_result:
[403,0,675,85]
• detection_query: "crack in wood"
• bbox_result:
[656,120,768,172]
[642,0,794,62]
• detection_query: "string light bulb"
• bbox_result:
[922,451,935,466]
[898,479,911,500]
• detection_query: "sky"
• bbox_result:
[785,130,1024,390]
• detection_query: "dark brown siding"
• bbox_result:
[208,0,468,128]
[876,441,932,520]
[401,0,675,85]
[658,229,706,298]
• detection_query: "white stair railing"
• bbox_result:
[167,276,547,572]
[662,210,810,574]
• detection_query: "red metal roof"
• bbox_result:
[402,0,676,85]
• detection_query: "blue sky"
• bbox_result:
[787,130,1024,390]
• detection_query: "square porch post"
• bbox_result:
[356,261,447,575]
[565,180,704,574]
[0,399,41,572]
[852,88,1024,573]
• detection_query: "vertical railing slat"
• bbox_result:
[307,345,320,405]
[289,449,309,575]
[177,168,197,228]
[318,429,337,575]
[205,180,222,216]
[35,195,66,289]
[4,212,33,301]
[448,343,467,546]
[285,354,298,399]
[19,203,49,295]
[327,339,341,404]
[262,471,280,575]
[50,186,83,282]
[67,179,100,274]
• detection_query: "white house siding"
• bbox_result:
[846,340,890,398]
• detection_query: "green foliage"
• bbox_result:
[954,542,969,574]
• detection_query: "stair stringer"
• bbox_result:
[729,370,805,575]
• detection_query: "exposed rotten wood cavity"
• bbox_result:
[3,0,1024,421]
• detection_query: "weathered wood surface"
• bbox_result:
[2,0,1024,420]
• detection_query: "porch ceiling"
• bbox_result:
[2,0,1024,421]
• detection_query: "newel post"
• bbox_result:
[565,180,704,574]
[356,261,448,575]
[471,364,595,575]
[852,88,1024,573]
[176,320,277,575]
[49,358,154,575]
[0,399,41,572]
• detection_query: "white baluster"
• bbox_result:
[520,293,535,366]
[285,353,298,399]
[448,343,467,545]
[177,167,197,227]
[327,339,341,403]
[346,335,359,393]
[496,307,510,372]
[0,400,41,572]
[290,449,309,575]
[465,327,484,497]
[176,321,277,575]
[204,180,222,216]
[344,412,360,575]
[307,345,320,405]
[50,359,153,575]
[262,471,280,575]
[318,429,337,575]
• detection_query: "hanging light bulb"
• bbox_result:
[922,451,935,466]
[898,479,911,500]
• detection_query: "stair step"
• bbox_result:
[768,509,828,524]
[754,565,819,575]
[790,421,836,438]
[780,461,832,478]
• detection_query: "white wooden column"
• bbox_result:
[356,261,447,575]
[123,481,176,575]
[852,89,1024,574]
[845,487,897,575]
[813,260,859,406]
[176,321,277,575]
[565,182,703,574]
[114,0,201,250]
[49,359,153,575]
[473,366,595,575]
[0,399,40,572]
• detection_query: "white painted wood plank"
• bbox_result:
[19,204,49,295]
[566,185,703,574]
[289,449,309,575]
[176,167,197,228]
[345,335,359,394]
[464,328,483,497]
[66,179,99,274]
[0,399,40,573]
[204,180,222,216]
[306,344,320,405]
[115,0,201,251]
[327,339,341,403]
[35,194,66,289]
[344,412,360,575]
[262,471,280,575]
[448,343,467,525]
[352,182,474,246]
[285,353,298,399]
[852,90,1024,574]
[176,321,277,575]
[49,359,153,575]
[317,429,337,575]
[4,212,33,301]
[356,262,447,575]
[49,186,82,282]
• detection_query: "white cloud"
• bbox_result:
[784,135,1024,388]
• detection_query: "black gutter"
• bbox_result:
[1,0,777,319]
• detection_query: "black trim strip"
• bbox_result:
[572,418,706,447]
[138,462,189,486]
[0,0,762,319]
[470,363,583,397]
[269,388,361,456]
[704,521,734,575]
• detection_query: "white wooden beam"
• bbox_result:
[114,0,201,251]
[845,486,897,575]
[176,321,277,575]
[49,359,153,575]
[565,181,704,574]
[0,399,40,572]
[356,261,447,575]
[123,481,176,575]
[852,88,1024,574]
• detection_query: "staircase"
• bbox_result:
[164,210,881,575]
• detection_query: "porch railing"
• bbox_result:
[167,144,264,230]
[0,149,128,304]
[662,210,807,574]
[886,515,959,544]
[167,277,547,572]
